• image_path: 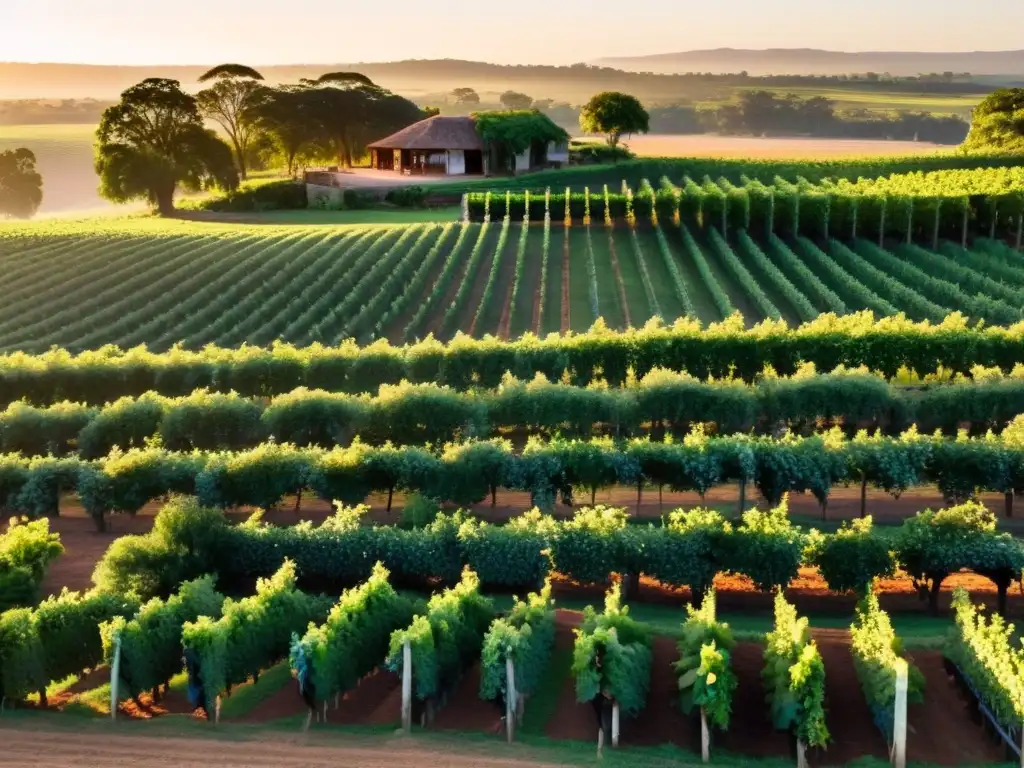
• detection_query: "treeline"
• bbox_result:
[1,313,1023,404]
[0,99,113,126]
[700,91,969,144]
[93,496,1024,619]
[7,368,1024,459]
[3,421,1024,529]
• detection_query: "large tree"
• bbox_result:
[500,91,533,110]
[254,86,320,176]
[452,87,480,105]
[580,91,650,147]
[0,148,43,219]
[963,88,1024,152]
[95,78,238,216]
[303,73,424,167]
[196,64,268,180]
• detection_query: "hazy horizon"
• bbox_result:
[9,0,1024,66]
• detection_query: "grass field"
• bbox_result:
[2,211,1022,353]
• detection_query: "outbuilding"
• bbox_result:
[368,112,569,177]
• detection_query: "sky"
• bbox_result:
[6,0,1024,65]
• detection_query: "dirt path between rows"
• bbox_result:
[907,651,1006,765]
[560,230,571,332]
[811,628,888,765]
[606,226,632,329]
[0,727,563,768]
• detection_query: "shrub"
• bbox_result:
[0,517,63,612]
[198,180,307,212]
[385,186,429,208]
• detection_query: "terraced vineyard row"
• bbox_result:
[2,213,1024,352]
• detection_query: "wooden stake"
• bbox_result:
[1016,214,1023,252]
[322,700,328,723]
[991,202,998,241]
[797,739,808,768]
[401,639,412,733]
[506,657,516,743]
[611,702,620,748]
[892,661,907,768]
[932,202,941,251]
[215,695,221,725]
[701,708,710,763]
[738,478,747,515]
[109,633,122,721]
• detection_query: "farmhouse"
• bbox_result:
[368,112,569,176]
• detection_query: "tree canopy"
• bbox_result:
[452,88,480,105]
[95,78,238,216]
[474,110,569,154]
[0,148,43,219]
[963,88,1024,153]
[196,64,268,179]
[579,91,650,147]
[500,91,534,110]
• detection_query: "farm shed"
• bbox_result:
[368,112,569,176]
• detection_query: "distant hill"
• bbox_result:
[593,48,1024,76]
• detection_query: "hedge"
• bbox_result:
[0,589,138,705]
[92,494,1024,627]
[5,421,1024,530]
[3,313,1024,404]
[12,368,1024,459]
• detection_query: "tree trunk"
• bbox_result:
[233,138,248,181]
[636,480,642,515]
[155,185,175,217]
[860,476,868,519]
[737,478,747,516]
[491,484,497,508]
[997,580,1009,617]
[387,487,394,514]
[1006,491,1014,519]
[294,489,302,514]
[93,512,107,533]
[928,579,942,616]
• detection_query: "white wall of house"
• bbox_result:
[513,149,531,173]
[548,141,569,163]
[447,150,466,175]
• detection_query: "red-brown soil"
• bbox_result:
[717,642,791,758]
[908,651,1006,766]
[241,667,402,726]
[35,484,1024,619]
[432,662,504,732]
[812,628,888,765]
[0,727,564,768]
[543,620,597,742]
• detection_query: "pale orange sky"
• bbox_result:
[6,0,1024,65]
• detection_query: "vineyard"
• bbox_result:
[1,165,1024,354]
[5,157,1024,766]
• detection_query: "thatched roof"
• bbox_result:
[368,116,483,151]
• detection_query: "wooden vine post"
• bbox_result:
[1016,213,1023,252]
[797,739,809,768]
[851,198,859,240]
[109,631,122,721]
[879,197,887,247]
[505,656,517,743]
[932,200,942,251]
[905,199,914,245]
[401,638,412,733]
[700,708,711,762]
[891,660,908,768]
[611,701,620,748]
